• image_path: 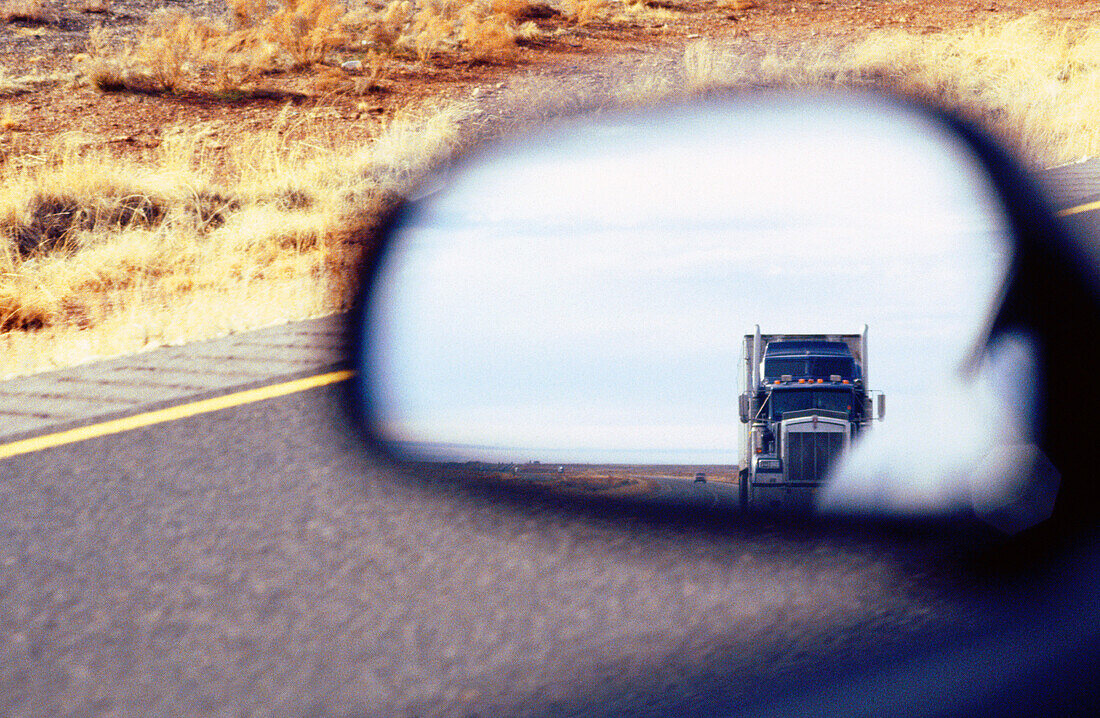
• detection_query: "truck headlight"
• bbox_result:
[756,458,782,472]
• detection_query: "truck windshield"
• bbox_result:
[769,388,856,419]
[764,357,854,379]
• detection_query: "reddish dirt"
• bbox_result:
[3,0,1100,169]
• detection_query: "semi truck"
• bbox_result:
[738,325,885,510]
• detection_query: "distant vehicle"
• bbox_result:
[739,325,885,510]
[694,472,706,483]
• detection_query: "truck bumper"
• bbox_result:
[750,482,821,511]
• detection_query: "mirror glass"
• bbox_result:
[360,92,1028,516]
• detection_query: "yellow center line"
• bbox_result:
[1058,199,1100,217]
[0,369,356,460]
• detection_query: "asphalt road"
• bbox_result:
[642,476,741,510]
[2,161,1099,717]
[1,381,1001,718]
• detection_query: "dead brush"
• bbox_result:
[341,0,413,54]
[248,0,349,66]
[76,0,351,95]
[613,0,680,24]
[76,19,218,94]
[340,0,532,62]
[78,0,108,13]
[1,0,55,23]
[0,68,30,96]
[6,190,169,258]
[135,10,226,92]
[348,0,526,62]
[412,0,462,61]
[0,106,20,130]
[461,3,519,61]
[560,0,603,25]
[490,0,542,22]
[74,26,131,92]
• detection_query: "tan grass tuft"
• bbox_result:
[461,7,517,61]
[76,0,351,95]
[1,0,54,23]
[0,106,20,131]
[612,0,680,24]
[491,0,538,21]
[561,0,603,25]
[0,68,20,96]
[265,0,349,66]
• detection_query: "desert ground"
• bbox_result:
[429,462,738,493]
[4,0,1100,374]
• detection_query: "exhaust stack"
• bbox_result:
[861,323,869,387]
[752,324,762,390]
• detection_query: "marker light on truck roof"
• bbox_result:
[830,374,842,382]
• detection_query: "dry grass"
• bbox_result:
[0,65,71,97]
[1,0,55,23]
[78,0,109,14]
[844,12,1100,166]
[561,0,604,26]
[0,68,29,96]
[610,0,680,25]
[341,0,532,63]
[73,0,538,95]
[0,106,21,130]
[668,12,1100,166]
[75,0,349,94]
[0,101,472,375]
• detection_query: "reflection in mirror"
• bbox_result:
[360,92,1032,518]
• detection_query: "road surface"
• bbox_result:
[641,475,741,510]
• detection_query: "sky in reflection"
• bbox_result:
[365,94,1014,464]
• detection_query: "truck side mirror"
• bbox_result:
[739,393,751,424]
[877,393,886,421]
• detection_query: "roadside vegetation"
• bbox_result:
[4,4,1100,375]
[0,101,470,373]
[663,12,1100,166]
[848,12,1100,165]
[70,0,586,96]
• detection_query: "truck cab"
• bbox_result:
[739,327,884,510]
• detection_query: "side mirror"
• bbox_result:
[352,89,1096,533]
[865,391,886,422]
[739,393,752,424]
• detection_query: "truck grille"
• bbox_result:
[786,431,844,483]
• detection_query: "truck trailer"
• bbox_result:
[738,325,885,510]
